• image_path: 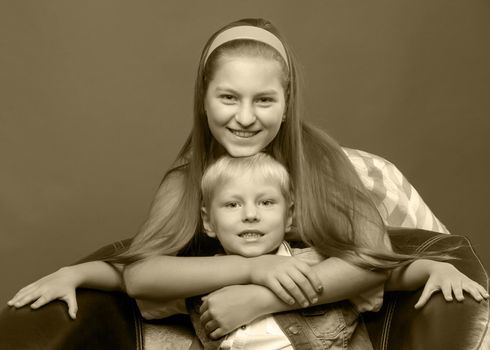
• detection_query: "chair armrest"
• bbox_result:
[0,238,143,350]
[365,228,489,350]
[0,289,142,350]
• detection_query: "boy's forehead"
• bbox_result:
[210,173,285,198]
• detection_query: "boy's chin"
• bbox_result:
[234,246,280,257]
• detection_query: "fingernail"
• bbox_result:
[288,299,295,305]
[302,301,309,307]
[312,297,318,304]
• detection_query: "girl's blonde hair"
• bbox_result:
[107,18,450,268]
[201,153,292,210]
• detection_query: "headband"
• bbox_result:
[204,25,289,69]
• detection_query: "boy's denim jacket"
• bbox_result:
[186,243,376,350]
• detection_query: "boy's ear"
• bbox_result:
[201,206,216,238]
[285,201,294,232]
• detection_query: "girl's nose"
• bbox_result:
[235,103,256,127]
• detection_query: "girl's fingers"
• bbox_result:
[475,284,489,299]
[451,281,464,302]
[278,275,308,307]
[288,269,318,304]
[12,291,42,308]
[465,286,483,302]
[414,284,438,309]
[295,263,323,294]
[268,279,295,305]
[441,282,454,302]
[61,292,78,319]
[31,295,51,309]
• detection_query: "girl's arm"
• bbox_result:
[8,261,123,319]
[199,257,387,339]
[386,259,488,308]
[123,253,324,306]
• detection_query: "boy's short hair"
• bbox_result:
[201,153,292,208]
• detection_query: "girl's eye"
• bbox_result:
[256,97,275,106]
[220,94,237,104]
[260,200,275,206]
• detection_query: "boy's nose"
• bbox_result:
[242,204,259,222]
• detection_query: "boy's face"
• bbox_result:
[202,174,292,257]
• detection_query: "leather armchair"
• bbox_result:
[1,228,488,350]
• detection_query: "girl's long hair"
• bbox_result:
[106,18,451,268]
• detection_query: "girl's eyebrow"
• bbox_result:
[214,86,280,96]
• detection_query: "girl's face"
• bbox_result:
[204,56,286,157]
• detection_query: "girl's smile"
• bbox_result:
[205,56,286,157]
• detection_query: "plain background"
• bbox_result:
[1,1,489,306]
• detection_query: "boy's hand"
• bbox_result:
[7,267,80,319]
[415,262,489,309]
[249,255,323,307]
[200,284,270,339]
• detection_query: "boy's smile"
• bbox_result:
[202,173,292,257]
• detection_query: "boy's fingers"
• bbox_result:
[209,328,224,340]
[199,299,209,314]
[200,310,211,325]
[204,319,219,334]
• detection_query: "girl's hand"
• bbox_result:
[199,284,271,339]
[249,255,323,307]
[414,262,489,309]
[7,267,80,319]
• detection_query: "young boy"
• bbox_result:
[192,152,364,349]
[134,152,368,349]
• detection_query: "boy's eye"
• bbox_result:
[260,200,275,206]
[225,202,240,208]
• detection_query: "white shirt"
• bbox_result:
[219,241,293,350]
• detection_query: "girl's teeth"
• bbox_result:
[231,130,257,138]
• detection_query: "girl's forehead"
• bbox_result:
[212,56,283,80]
[207,56,285,94]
